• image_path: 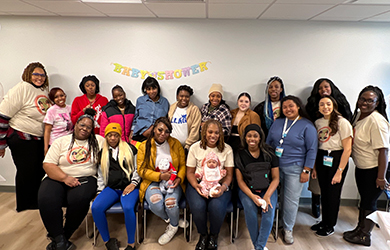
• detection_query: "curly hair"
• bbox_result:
[48,87,65,103]
[140,117,172,176]
[22,62,49,90]
[306,78,352,122]
[319,96,341,136]
[280,95,311,121]
[200,119,225,152]
[79,75,100,94]
[352,85,388,122]
[141,76,161,96]
[176,85,194,96]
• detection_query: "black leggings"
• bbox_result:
[355,167,383,211]
[316,149,348,227]
[7,131,45,212]
[38,176,97,239]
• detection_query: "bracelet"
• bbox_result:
[377,178,385,181]
[222,183,229,192]
[338,167,343,172]
[302,169,310,174]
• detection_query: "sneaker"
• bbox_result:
[316,227,334,237]
[164,218,170,224]
[105,238,119,250]
[310,221,325,231]
[282,229,294,245]
[124,245,136,250]
[158,224,178,245]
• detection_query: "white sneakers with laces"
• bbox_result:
[158,224,178,245]
[283,229,294,244]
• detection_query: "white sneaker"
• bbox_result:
[283,229,294,244]
[164,218,170,224]
[264,247,269,250]
[178,218,189,228]
[158,224,178,245]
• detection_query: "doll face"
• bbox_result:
[207,159,218,169]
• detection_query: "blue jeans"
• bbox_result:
[91,187,139,244]
[144,182,182,227]
[279,164,304,231]
[238,188,277,250]
[186,183,231,235]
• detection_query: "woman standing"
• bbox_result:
[132,76,169,142]
[0,62,51,212]
[38,109,105,250]
[137,117,186,245]
[305,78,353,217]
[235,124,279,250]
[71,75,108,135]
[343,86,389,246]
[229,92,261,152]
[310,96,352,237]
[92,123,139,250]
[44,87,73,155]
[266,96,317,245]
[186,119,234,250]
[254,76,286,137]
[200,84,232,138]
[100,85,135,143]
[168,85,201,153]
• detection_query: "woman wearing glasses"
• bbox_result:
[0,62,51,212]
[343,86,390,247]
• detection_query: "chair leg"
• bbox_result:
[235,208,239,240]
[183,208,187,241]
[274,207,279,241]
[93,221,96,246]
[189,213,193,242]
[143,209,147,244]
[136,211,139,245]
[230,212,233,244]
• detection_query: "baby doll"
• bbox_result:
[155,158,177,194]
[195,151,226,197]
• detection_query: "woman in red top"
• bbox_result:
[71,75,108,134]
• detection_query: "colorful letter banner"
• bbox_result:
[111,61,210,80]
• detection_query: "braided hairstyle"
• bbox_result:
[352,85,388,122]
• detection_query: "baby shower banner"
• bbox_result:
[111,61,210,80]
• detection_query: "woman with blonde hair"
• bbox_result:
[92,123,140,250]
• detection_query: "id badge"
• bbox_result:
[323,156,333,167]
[275,146,284,158]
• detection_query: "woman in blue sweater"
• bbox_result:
[266,95,317,245]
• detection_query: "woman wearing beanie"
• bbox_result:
[235,124,279,250]
[200,84,232,140]
[71,75,108,135]
[92,122,139,250]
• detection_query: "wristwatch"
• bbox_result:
[302,169,310,174]
[338,167,343,172]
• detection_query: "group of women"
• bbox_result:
[0,62,389,250]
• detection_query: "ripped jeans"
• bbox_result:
[144,182,182,227]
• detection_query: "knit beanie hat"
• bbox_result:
[105,123,122,137]
[208,83,223,97]
[204,151,219,164]
[244,124,262,138]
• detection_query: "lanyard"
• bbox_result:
[279,116,300,145]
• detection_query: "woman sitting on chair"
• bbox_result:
[92,123,139,250]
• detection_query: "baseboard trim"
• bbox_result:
[0,185,16,192]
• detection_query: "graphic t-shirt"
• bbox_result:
[315,116,352,151]
[171,107,188,146]
[44,104,73,145]
[271,101,281,121]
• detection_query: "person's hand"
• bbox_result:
[123,183,136,195]
[170,177,181,189]
[262,194,273,213]
[195,183,208,198]
[64,176,80,187]
[376,178,389,190]
[331,171,342,185]
[129,130,134,140]
[251,194,262,207]
[82,103,92,112]
[211,185,226,198]
[311,168,317,179]
[300,172,310,183]
[142,126,153,138]
[0,148,5,158]
[160,171,172,181]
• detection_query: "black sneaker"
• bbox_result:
[310,221,325,231]
[196,234,208,250]
[316,227,334,237]
[105,238,119,250]
[124,245,136,250]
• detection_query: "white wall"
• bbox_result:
[1,16,390,199]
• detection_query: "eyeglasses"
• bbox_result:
[358,97,377,105]
[32,73,46,78]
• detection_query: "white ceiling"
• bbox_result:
[1,0,390,22]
